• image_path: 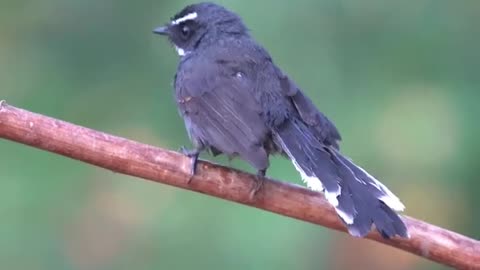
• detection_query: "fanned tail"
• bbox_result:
[273,120,408,238]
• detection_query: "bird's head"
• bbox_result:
[153,2,248,56]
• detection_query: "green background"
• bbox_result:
[1,1,479,269]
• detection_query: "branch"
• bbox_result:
[0,100,479,269]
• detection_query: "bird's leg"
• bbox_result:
[179,146,203,183]
[250,168,267,199]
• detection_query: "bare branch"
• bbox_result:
[0,101,479,269]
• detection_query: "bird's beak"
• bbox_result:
[153,25,169,36]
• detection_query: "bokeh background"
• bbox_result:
[1,0,479,269]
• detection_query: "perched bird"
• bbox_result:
[153,2,408,238]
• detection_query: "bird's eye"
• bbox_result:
[181,25,191,38]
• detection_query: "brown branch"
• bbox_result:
[0,100,479,269]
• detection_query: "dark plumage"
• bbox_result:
[154,2,408,238]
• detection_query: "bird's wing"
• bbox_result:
[277,69,342,149]
[175,55,270,170]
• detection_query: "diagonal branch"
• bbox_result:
[0,100,479,269]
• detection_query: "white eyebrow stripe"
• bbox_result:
[171,12,198,25]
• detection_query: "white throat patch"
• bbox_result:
[175,46,189,57]
[171,12,198,25]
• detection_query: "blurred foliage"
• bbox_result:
[1,0,479,269]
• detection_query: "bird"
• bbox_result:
[153,2,408,239]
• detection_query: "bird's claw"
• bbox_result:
[249,169,266,199]
[179,146,200,182]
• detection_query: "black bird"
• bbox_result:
[153,2,408,238]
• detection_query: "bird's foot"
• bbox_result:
[249,169,267,199]
[179,146,200,183]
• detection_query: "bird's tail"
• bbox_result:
[273,120,408,238]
